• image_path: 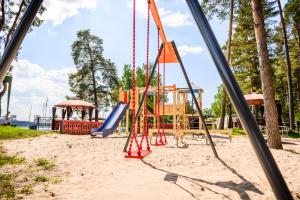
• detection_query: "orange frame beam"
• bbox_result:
[149,0,178,63]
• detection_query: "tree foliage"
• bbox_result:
[69,30,119,114]
[0,0,45,53]
[120,63,158,90]
[0,0,45,116]
[204,0,300,124]
[211,85,230,117]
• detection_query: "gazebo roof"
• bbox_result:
[55,100,95,109]
[244,93,264,105]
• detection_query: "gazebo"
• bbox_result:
[244,93,283,126]
[52,100,102,135]
[244,93,265,125]
[244,93,264,106]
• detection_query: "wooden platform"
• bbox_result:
[148,128,232,142]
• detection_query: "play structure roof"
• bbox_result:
[55,100,95,109]
[178,83,203,93]
[244,93,264,105]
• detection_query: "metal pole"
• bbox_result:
[185,0,292,199]
[123,44,164,152]
[0,0,43,83]
[171,41,218,158]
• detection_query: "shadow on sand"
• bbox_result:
[91,135,129,139]
[141,157,263,200]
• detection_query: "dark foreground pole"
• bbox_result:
[185,0,292,199]
[171,41,218,158]
[0,0,43,82]
[123,44,164,152]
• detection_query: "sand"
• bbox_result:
[1,134,300,200]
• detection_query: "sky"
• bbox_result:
[2,0,230,121]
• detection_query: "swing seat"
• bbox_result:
[125,150,152,159]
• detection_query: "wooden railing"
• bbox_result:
[61,120,102,135]
[148,123,173,129]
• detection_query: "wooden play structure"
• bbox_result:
[118,84,232,145]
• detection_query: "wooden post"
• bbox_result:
[198,89,203,129]
[126,108,129,135]
[118,121,122,135]
[173,86,177,130]
[153,95,157,128]
[135,88,139,133]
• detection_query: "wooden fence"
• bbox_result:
[61,120,102,135]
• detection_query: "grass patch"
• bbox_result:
[34,175,49,183]
[232,128,247,136]
[0,126,54,140]
[232,128,300,139]
[0,155,25,167]
[35,158,55,170]
[51,176,63,184]
[20,185,33,195]
[0,173,16,199]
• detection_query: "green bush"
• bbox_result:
[288,131,300,139]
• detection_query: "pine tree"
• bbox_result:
[69,30,119,120]
[285,0,300,120]
[277,0,294,129]
[200,0,235,129]
[252,0,282,149]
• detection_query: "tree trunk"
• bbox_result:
[5,0,25,48]
[296,24,300,109]
[0,0,5,32]
[219,0,234,129]
[277,0,294,129]
[87,45,98,121]
[0,0,5,115]
[251,0,282,149]
[219,88,226,129]
[0,96,2,116]
[297,69,300,109]
[296,24,300,49]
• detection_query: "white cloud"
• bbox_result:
[126,0,192,28]
[178,45,204,56]
[126,0,150,18]
[47,29,58,36]
[159,8,192,28]
[43,0,98,25]
[2,59,75,121]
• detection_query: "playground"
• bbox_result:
[1,133,300,199]
[1,0,300,199]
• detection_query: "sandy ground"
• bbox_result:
[1,134,300,200]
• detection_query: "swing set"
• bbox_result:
[123,0,218,159]
[0,0,293,199]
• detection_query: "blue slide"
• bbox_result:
[91,102,129,137]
